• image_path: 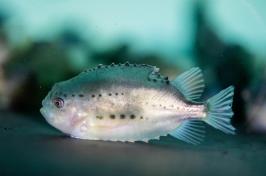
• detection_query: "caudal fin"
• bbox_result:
[204,86,235,134]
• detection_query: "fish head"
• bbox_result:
[40,82,81,135]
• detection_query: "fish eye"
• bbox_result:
[53,97,64,109]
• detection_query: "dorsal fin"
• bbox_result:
[172,67,205,101]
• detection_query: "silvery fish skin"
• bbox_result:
[40,63,235,144]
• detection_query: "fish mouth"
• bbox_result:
[40,107,56,127]
[40,107,50,121]
[40,107,45,117]
[40,107,52,124]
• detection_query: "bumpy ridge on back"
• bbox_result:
[81,62,170,84]
[84,62,156,73]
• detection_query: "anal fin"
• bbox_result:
[169,120,205,145]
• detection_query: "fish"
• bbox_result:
[40,62,235,144]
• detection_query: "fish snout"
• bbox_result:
[40,106,48,117]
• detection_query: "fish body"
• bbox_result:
[40,63,235,144]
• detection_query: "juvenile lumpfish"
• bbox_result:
[40,63,235,144]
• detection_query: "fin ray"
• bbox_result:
[172,67,205,101]
[169,120,205,145]
[204,86,235,134]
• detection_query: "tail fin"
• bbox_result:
[204,86,235,134]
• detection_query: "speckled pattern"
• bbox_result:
[40,64,209,142]
[0,112,266,176]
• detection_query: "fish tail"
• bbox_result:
[204,86,236,134]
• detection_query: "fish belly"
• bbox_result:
[74,86,186,142]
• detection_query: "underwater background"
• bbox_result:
[0,0,266,175]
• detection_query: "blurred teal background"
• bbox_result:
[1,0,266,133]
[1,0,266,129]
[1,0,266,175]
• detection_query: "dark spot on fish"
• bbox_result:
[148,78,151,81]
[115,93,119,96]
[166,80,170,84]
[72,94,75,97]
[92,94,95,98]
[130,115,135,119]
[125,62,130,66]
[96,116,103,120]
[120,114,125,119]
[164,76,169,80]
[110,114,115,119]
[98,94,102,97]
[121,93,124,95]
[160,104,162,107]
[79,94,84,97]
[153,79,157,82]
[109,93,112,96]
[163,106,166,109]
[111,63,115,66]
[140,116,143,119]
[133,64,137,67]
[63,94,67,98]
